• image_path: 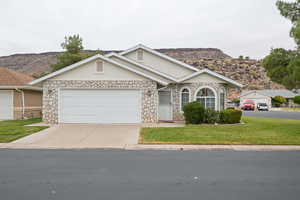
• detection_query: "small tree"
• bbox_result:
[52,34,101,72]
[294,96,300,104]
[273,96,287,107]
[238,55,244,60]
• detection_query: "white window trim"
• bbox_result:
[219,88,226,110]
[95,60,104,74]
[194,86,217,110]
[179,87,191,112]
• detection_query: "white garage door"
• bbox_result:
[60,89,141,123]
[0,90,13,120]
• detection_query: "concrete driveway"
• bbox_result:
[6,124,140,149]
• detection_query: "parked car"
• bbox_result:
[257,103,269,111]
[242,100,255,111]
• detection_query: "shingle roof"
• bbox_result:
[0,67,34,86]
[241,89,297,98]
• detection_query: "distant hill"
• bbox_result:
[0,48,285,98]
[0,48,230,76]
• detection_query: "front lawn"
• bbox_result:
[280,107,300,111]
[140,117,300,145]
[0,118,49,143]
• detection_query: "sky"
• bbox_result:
[0,0,296,59]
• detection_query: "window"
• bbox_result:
[137,49,143,61]
[181,88,190,111]
[220,89,225,110]
[96,60,103,73]
[195,87,216,110]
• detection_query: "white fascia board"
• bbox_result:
[106,52,178,82]
[178,68,244,88]
[29,54,168,86]
[0,86,42,91]
[119,44,199,72]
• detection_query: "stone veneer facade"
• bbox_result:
[43,80,158,124]
[169,83,228,121]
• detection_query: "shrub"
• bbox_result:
[273,96,287,105]
[294,96,300,104]
[204,108,220,124]
[219,109,242,124]
[183,102,205,124]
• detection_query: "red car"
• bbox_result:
[242,100,255,111]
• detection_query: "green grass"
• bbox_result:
[280,107,300,111]
[0,118,49,143]
[140,117,300,145]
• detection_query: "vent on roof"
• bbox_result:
[96,60,104,73]
[137,49,143,61]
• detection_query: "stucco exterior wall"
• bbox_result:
[183,73,226,83]
[42,80,158,124]
[51,59,148,81]
[169,83,227,121]
[110,56,172,84]
[124,49,193,79]
[13,90,42,120]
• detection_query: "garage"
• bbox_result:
[59,89,141,123]
[0,90,13,120]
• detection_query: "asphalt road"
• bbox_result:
[0,149,300,200]
[243,110,300,120]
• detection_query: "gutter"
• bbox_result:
[15,88,25,119]
[0,86,42,91]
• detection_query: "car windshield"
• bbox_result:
[244,102,254,105]
[258,103,267,106]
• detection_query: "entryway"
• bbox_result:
[158,91,172,121]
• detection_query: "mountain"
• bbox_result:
[0,48,285,99]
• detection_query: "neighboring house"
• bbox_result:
[29,44,243,124]
[0,67,42,120]
[240,89,297,108]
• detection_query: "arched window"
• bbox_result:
[181,88,190,111]
[195,87,216,110]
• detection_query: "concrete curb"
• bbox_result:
[2,144,300,151]
[125,144,300,151]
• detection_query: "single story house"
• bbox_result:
[0,67,42,120]
[240,89,297,108]
[30,44,243,124]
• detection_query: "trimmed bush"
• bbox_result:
[294,96,300,104]
[204,108,220,124]
[273,96,287,105]
[220,109,242,124]
[183,102,205,124]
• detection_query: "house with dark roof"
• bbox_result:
[0,67,42,120]
[240,89,297,108]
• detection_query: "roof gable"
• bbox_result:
[120,44,199,72]
[29,54,168,86]
[106,52,178,82]
[178,69,243,88]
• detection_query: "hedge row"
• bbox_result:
[183,101,242,124]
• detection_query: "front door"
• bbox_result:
[158,91,172,121]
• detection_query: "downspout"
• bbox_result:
[15,88,25,119]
